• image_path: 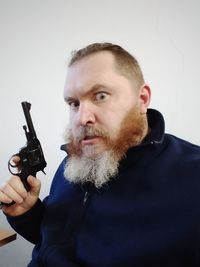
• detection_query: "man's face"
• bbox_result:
[64,51,148,157]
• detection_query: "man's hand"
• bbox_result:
[0,174,41,217]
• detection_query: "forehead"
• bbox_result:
[69,51,116,75]
[64,52,119,94]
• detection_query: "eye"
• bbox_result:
[67,100,80,110]
[94,92,110,102]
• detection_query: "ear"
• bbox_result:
[138,84,151,114]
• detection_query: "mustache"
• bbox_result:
[64,125,112,157]
[73,125,109,143]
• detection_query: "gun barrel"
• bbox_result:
[21,101,37,139]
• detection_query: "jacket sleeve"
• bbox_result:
[6,198,45,244]
[5,157,67,244]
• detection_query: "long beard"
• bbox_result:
[65,150,119,188]
[64,106,147,188]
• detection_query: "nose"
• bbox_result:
[76,102,96,127]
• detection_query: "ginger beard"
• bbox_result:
[64,106,148,188]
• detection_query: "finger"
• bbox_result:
[9,176,28,198]
[12,155,21,163]
[1,183,24,204]
[9,155,21,167]
[27,176,41,197]
[1,176,28,203]
[0,190,13,204]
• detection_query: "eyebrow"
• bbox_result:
[65,83,109,103]
[65,96,76,103]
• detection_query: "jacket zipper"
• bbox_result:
[83,191,89,205]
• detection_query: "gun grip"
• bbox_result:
[18,168,37,192]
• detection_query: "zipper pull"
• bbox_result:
[83,191,89,205]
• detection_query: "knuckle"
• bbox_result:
[0,186,11,203]
[2,195,12,203]
[1,182,10,192]
[36,178,41,186]
[9,175,21,186]
[0,182,6,190]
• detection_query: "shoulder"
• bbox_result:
[164,134,200,158]
[161,134,200,181]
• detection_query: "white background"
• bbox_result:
[0,0,200,266]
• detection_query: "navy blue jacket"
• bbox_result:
[7,109,200,267]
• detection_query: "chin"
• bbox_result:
[82,144,106,158]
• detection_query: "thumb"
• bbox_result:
[27,175,41,197]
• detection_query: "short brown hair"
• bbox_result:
[68,42,145,89]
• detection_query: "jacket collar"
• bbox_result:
[142,108,165,145]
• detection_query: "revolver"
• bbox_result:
[0,101,47,207]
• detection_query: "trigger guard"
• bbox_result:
[8,154,22,175]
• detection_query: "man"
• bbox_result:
[1,42,200,267]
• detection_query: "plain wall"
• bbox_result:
[0,0,200,266]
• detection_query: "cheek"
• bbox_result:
[69,113,76,127]
[69,115,77,136]
[102,102,136,134]
[99,113,124,136]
